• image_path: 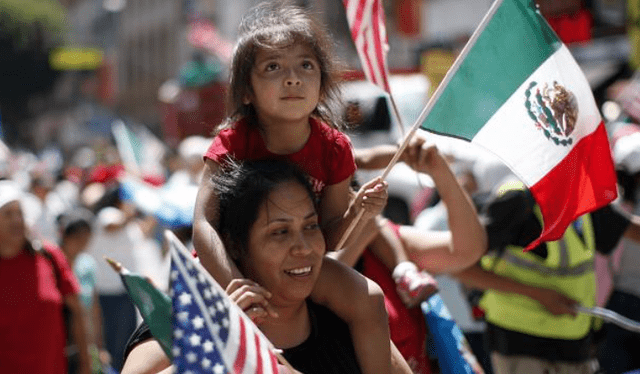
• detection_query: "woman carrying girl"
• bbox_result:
[192,2,405,373]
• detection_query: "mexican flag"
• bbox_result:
[420,0,617,249]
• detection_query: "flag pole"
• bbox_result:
[333,0,505,252]
[388,94,406,137]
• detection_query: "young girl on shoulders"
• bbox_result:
[193,2,410,373]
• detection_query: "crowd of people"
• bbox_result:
[3,1,640,374]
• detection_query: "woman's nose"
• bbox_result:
[290,232,313,255]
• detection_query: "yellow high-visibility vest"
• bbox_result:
[479,208,596,340]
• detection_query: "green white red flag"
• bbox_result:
[419,0,617,249]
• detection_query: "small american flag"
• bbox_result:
[343,0,391,93]
[168,233,281,374]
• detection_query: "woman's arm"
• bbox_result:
[192,159,243,286]
[397,145,487,274]
[120,339,172,374]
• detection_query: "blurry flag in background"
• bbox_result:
[418,0,617,250]
[343,0,392,93]
[167,231,281,374]
[111,119,167,186]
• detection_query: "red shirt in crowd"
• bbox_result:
[0,243,80,374]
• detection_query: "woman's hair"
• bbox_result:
[211,159,317,266]
[221,1,344,132]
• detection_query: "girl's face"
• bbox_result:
[243,181,325,305]
[249,43,321,128]
[62,228,92,260]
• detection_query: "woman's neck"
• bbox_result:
[259,301,311,349]
[258,118,312,155]
[0,242,25,259]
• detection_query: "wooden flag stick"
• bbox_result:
[388,94,406,138]
[105,256,123,273]
[333,0,505,252]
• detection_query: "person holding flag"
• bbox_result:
[122,159,413,373]
[191,2,410,373]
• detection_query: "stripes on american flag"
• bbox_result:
[343,0,391,93]
[169,234,280,374]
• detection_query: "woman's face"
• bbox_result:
[0,201,26,255]
[243,180,325,305]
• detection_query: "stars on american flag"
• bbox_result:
[168,233,281,374]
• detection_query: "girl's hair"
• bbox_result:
[222,1,344,132]
[57,208,94,244]
[211,159,318,266]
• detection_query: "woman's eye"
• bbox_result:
[305,222,320,231]
[265,63,279,71]
[271,228,287,236]
[302,60,315,70]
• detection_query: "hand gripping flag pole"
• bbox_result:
[333,0,504,252]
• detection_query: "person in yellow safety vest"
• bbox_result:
[454,180,640,374]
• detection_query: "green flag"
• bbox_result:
[106,258,172,358]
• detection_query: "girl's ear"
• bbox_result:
[242,94,252,105]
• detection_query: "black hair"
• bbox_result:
[211,159,317,266]
[57,208,94,243]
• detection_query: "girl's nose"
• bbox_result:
[285,69,302,86]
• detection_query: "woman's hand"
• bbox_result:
[401,139,448,177]
[226,279,278,325]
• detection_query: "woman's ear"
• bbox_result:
[242,94,251,105]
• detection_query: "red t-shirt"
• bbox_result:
[361,223,431,374]
[0,243,80,374]
[204,117,356,195]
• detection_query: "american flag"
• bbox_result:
[168,233,281,374]
[343,0,392,93]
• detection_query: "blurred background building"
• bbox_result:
[0,0,631,152]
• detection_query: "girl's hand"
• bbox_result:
[352,177,388,220]
[226,279,278,324]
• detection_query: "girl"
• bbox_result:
[192,2,409,373]
[58,209,112,374]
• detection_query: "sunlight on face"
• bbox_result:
[243,181,325,306]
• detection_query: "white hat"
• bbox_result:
[97,206,126,227]
[612,125,640,174]
[0,180,23,211]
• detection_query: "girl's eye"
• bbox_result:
[302,60,315,70]
[265,63,279,71]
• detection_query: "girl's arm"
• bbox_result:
[65,293,92,374]
[192,159,243,286]
[311,257,394,374]
[91,290,111,365]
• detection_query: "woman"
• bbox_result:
[121,160,407,373]
[0,180,91,374]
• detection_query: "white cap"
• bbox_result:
[613,126,640,174]
[97,207,126,227]
[0,180,23,211]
